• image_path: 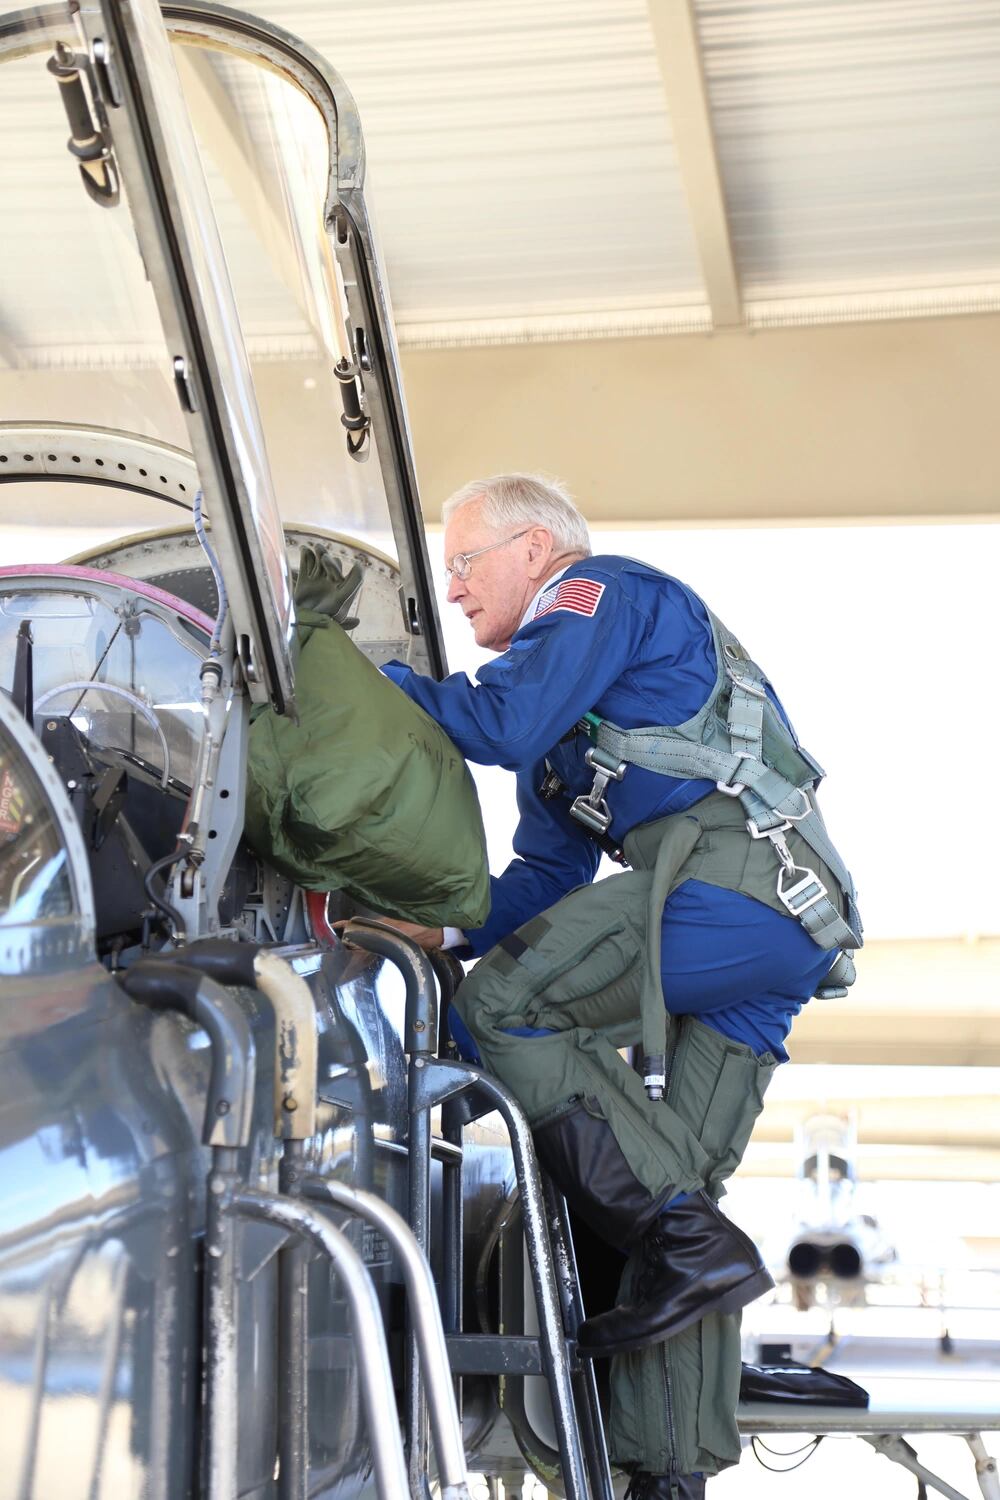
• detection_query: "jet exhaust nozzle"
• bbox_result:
[787,1236,863,1282]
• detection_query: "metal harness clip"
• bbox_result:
[745,790,812,842]
[777,863,828,917]
[569,747,626,836]
[716,752,753,798]
[745,796,828,919]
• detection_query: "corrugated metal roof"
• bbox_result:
[251,0,705,320]
[696,0,1000,294]
[248,0,1000,341]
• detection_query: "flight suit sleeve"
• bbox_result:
[381,572,648,772]
[454,760,601,957]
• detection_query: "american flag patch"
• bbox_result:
[535,577,605,620]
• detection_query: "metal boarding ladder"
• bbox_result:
[122,950,472,1500]
[343,920,616,1500]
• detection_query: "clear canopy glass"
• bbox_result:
[173,40,398,556]
[0,3,398,556]
[0,583,206,792]
[0,725,74,926]
[0,4,182,452]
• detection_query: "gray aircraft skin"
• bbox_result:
[0,3,580,1494]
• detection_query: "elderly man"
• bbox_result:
[383,474,861,1497]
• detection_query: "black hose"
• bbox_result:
[143,849,188,941]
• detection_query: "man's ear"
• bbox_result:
[525,526,554,577]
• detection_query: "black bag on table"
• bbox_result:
[740,1360,869,1408]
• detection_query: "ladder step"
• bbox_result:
[445,1333,580,1376]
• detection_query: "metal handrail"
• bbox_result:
[120,962,256,1148]
[427,949,467,1373]
[305,1176,472,1500]
[541,1178,615,1500]
[342,919,438,1491]
[342,918,438,1055]
[411,1057,594,1500]
[345,923,601,1498]
[231,1189,408,1500]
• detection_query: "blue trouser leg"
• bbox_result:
[660,879,835,1060]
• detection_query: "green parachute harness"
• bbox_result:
[560,601,863,1097]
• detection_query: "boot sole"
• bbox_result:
[578,1266,774,1360]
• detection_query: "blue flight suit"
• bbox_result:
[383,554,834,1062]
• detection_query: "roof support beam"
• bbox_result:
[0,324,23,370]
[647,0,742,328]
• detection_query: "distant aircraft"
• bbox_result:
[778,1114,898,1311]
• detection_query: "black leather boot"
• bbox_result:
[532,1098,672,1248]
[577,1189,773,1357]
[624,1469,707,1499]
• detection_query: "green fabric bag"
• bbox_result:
[244,613,491,928]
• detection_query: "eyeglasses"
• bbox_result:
[444,528,530,583]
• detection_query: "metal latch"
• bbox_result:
[47,42,119,207]
[334,356,370,460]
[173,356,199,414]
[569,747,626,835]
[777,864,828,917]
[398,588,421,636]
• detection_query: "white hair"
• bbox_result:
[441,473,591,557]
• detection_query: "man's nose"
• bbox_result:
[447,572,467,605]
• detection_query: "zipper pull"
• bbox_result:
[538,764,565,800]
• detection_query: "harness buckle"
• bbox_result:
[777,864,828,917]
[569,795,613,835]
[726,666,767,700]
[568,747,626,836]
[782,787,813,823]
[746,813,791,840]
[746,786,813,845]
[716,752,752,798]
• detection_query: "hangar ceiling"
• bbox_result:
[243,0,1000,345]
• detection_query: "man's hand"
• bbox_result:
[294,543,363,628]
[378,918,444,951]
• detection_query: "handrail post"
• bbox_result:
[411,1058,593,1500]
[427,951,466,1358]
[304,1176,472,1500]
[277,1139,309,1500]
[541,1178,614,1500]
[342,920,438,1494]
[253,949,317,1500]
[120,961,258,1500]
[205,1147,241,1500]
[232,1189,408,1500]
